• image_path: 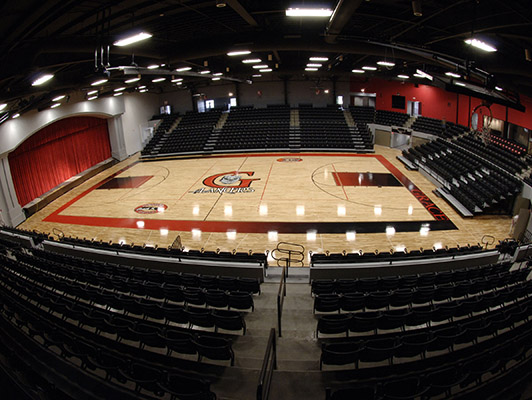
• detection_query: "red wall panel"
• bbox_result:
[9,116,111,206]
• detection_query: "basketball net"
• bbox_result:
[471,103,493,146]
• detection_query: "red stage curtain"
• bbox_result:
[9,116,111,206]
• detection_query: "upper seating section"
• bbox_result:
[349,106,375,124]
[411,116,469,138]
[299,106,365,150]
[141,109,222,157]
[140,114,180,155]
[213,105,290,151]
[375,110,410,126]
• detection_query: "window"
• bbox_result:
[336,95,343,105]
[205,100,215,109]
[230,97,237,107]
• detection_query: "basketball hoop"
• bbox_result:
[471,103,492,145]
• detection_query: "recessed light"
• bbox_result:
[91,79,108,86]
[152,77,166,82]
[445,72,461,78]
[32,74,54,86]
[286,8,333,17]
[352,69,365,73]
[362,66,377,71]
[52,95,65,101]
[242,58,261,64]
[377,61,395,67]
[175,66,192,72]
[465,38,497,52]
[125,77,141,83]
[227,50,251,56]
[114,87,126,92]
[114,32,152,47]
[310,57,329,62]
[259,68,272,72]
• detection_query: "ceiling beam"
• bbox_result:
[325,0,364,43]
[226,0,258,27]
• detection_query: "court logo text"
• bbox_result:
[134,203,168,214]
[190,171,260,194]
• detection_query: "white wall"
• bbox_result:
[121,92,159,155]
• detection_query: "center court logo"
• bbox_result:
[190,171,260,194]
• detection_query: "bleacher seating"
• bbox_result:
[375,110,410,126]
[213,105,290,152]
[404,137,522,216]
[140,114,180,156]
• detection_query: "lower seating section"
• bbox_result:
[404,137,522,216]
[213,105,290,151]
[317,260,532,399]
[349,106,375,124]
[141,109,222,156]
[375,110,410,126]
[299,106,364,150]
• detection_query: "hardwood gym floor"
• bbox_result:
[19,145,512,265]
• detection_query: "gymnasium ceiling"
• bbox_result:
[1,0,532,117]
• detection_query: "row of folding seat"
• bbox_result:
[20,250,261,294]
[314,277,532,314]
[0,290,220,399]
[324,322,532,399]
[316,283,531,337]
[311,262,516,294]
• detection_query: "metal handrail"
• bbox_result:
[481,234,495,249]
[271,242,305,269]
[256,328,277,400]
[277,266,287,337]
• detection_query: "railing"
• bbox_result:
[271,242,305,273]
[256,328,277,400]
[481,234,495,249]
[277,266,287,337]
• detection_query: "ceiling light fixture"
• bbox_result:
[171,78,183,82]
[286,8,333,17]
[213,72,223,76]
[445,71,461,78]
[147,64,159,69]
[91,79,108,86]
[32,74,54,86]
[114,87,126,92]
[139,89,148,92]
[0,104,7,111]
[307,63,322,67]
[114,32,152,47]
[242,58,261,64]
[227,50,251,56]
[152,77,166,82]
[175,82,183,85]
[87,90,98,96]
[362,66,377,71]
[259,68,272,72]
[216,0,227,7]
[175,66,192,72]
[397,74,409,79]
[138,85,146,89]
[495,86,503,91]
[51,103,61,109]
[252,74,262,78]
[412,0,422,16]
[87,95,98,101]
[212,77,221,81]
[305,67,318,71]
[310,57,328,62]
[454,81,466,87]
[465,38,497,52]
[125,77,141,83]
[113,92,123,96]
[12,113,20,119]
[352,69,365,73]
[415,69,433,80]
[253,65,268,69]
[199,70,211,74]
[52,95,66,101]
[377,61,395,67]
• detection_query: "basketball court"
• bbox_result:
[19,146,512,264]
